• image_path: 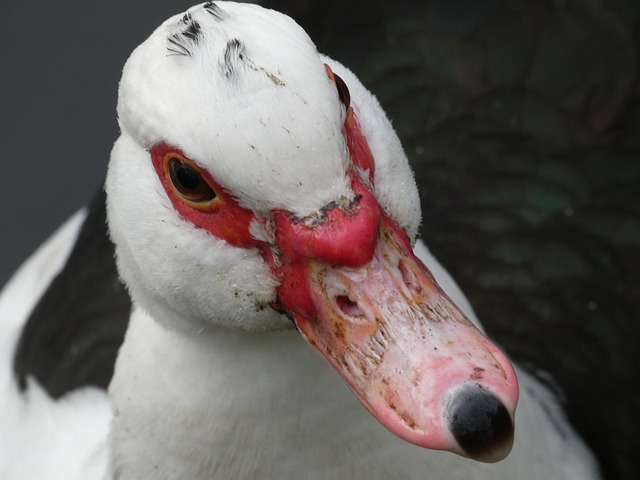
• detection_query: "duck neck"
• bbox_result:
[105,308,597,480]
[107,308,382,480]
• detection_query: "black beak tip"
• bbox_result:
[447,385,515,463]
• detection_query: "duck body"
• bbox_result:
[0,2,603,479]
[0,198,598,480]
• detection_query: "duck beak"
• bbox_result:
[270,182,519,462]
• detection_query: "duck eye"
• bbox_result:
[333,72,350,110]
[167,157,217,204]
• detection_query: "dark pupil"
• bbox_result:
[176,163,201,190]
[333,72,350,110]
[168,157,216,203]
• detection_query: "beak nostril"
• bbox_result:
[336,295,364,318]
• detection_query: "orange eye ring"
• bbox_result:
[163,152,219,209]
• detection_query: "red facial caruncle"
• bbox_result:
[150,144,259,249]
[149,64,519,463]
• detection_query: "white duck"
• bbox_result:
[0,2,601,479]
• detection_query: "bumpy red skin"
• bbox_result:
[270,177,380,314]
[149,111,383,318]
[150,143,259,249]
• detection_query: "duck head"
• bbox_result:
[106,1,518,462]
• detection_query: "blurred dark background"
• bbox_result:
[0,0,196,287]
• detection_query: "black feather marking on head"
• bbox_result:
[167,33,192,57]
[182,20,202,43]
[204,1,226,21]
[222,38,246,79]
[166,19,203,58]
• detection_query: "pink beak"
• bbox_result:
[269,175,519,463]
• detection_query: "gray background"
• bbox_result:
[0,0,199,287]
